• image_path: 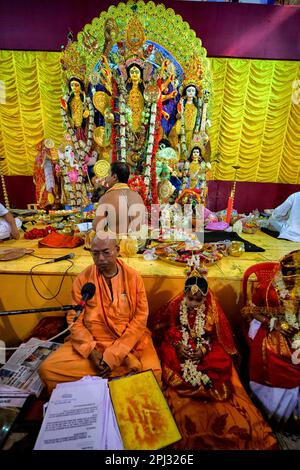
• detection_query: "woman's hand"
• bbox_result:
[188,348,204,361]
[175,343,192,361]
[275,320,298,337]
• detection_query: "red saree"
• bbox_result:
[243,281,300,388]
[155,291,277,450]
[160,291,236,401]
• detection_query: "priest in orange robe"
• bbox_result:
[39,234,161,393]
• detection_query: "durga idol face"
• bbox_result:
[70,80,82,95]
[186,86,197,99]
[192,148,201,161]
[129,65,141,83]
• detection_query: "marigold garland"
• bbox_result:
[128,175,147,205]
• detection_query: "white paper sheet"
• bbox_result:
[34,376,123,450]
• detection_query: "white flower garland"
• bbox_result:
[179,299,212,387]
[272,271,300,347]
[144,102,158,198]
[273,271,300,329]
[119,93,127,162]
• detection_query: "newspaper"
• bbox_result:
[0,338,60,397]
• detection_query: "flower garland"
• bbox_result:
[24,226,56,240]
[179,298,212,387]
[114,72,160,203]
[128,175,147,205]
[273,271,300,328]
[61,95,94,160]
[144,101,157,198]
[179,98,188,160]
[149,86,161,206]
[179,96,202,160]
[144,85,161,205]
[272,270,300,346]
[118,91,127,162]
[111,78,118,163]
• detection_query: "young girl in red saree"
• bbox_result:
[156,274,277,450]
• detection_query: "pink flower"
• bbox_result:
[67,169,78,183]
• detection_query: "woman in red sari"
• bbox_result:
[157,273,277,450]
[241,250,300,431]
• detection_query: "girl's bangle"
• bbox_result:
[269,317,277,331]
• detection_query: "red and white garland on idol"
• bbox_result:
[60,95,95,160]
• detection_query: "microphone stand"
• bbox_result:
[0,305,82,317]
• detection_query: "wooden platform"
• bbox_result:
[0,231,299,346]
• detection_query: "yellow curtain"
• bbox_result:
[0,51,299,184]
[0,51,63,175]
[208,58,300,184]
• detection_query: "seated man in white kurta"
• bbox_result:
[0,203,21,240]
[268,192,300,242]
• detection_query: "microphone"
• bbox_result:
[45,253,75,264]
[72,282,96,322]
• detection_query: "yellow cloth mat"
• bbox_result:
[108,370,181,450]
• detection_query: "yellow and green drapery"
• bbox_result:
[0,51,299,183]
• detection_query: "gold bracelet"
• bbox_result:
[280,322,289,331]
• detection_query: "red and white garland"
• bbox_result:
[61,95,94,160]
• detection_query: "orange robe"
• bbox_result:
[39,259,161,393]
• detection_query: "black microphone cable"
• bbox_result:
[1,283,96,351]
[29,258,75,302]
[29,252,73,263]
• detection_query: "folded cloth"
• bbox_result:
[260,227,280,239]
[0,248,33,261]
[205,221,229,231]
[38,232,84,248]
[196,231,265,252]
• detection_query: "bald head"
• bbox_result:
[91,233,118,250]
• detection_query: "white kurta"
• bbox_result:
[0,203,8,217]
[0,203,22,239]
[268,192,300,242]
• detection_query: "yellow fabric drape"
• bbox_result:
[208,58,300,184]
[0,52,299,183]
[0,51,63,175]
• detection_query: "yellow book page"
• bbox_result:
[108,370,181,450]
